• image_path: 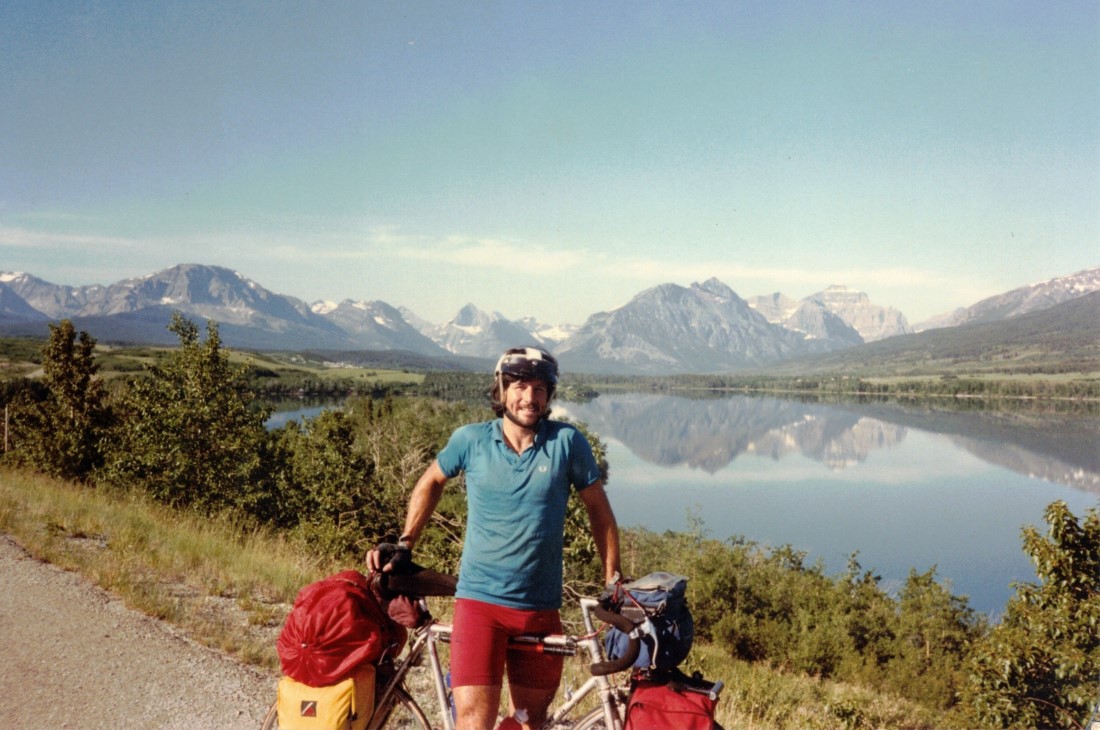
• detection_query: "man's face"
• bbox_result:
[503,378,550,427]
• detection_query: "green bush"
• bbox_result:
[960,501,1100,728]
[6,330,1098,726]
[99,313,270,512]
[2,320,111,481]
[619,529,981,713]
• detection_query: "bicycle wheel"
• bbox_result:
[257,686,431,730]
[549,706,612,730]
[258,700,277,730]
[372,685,433,730]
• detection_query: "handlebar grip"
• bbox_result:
[589,604,641,676]
[378,569,458,597]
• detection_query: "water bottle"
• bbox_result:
[496,708,529,729]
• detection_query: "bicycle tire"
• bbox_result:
[563,706,612,729]
[258,700,277,730]
[257,686,432,730]
[372,685,433,730]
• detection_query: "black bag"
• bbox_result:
[604,572,694,671]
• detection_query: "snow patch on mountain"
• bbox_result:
[3,262,1096,372]
[915,265,1100,331]
[430,304,542,357]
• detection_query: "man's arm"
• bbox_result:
[577,480,622,585]
[399,459,449,549]
[367,460,448,572]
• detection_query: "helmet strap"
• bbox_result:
[503,407,530,429]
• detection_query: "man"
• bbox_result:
[369,346,621,730]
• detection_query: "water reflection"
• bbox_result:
[746,414,905,471]
[835,400,1100,494]
[261,391,1098,614]
[555,393,1099,615]
[557,393,1100,494]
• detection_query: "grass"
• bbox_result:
[0,467,945,729]
[236,350,426,386]
[0,466,333,670]
[1,340,427,389]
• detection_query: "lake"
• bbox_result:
[265,403,337,429]
[553,393,1099,617]
[268,393,1099,617]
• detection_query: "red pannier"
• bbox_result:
[624,672,721,730]
[277,570,406,687]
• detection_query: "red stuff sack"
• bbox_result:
[277,570,404,687]
[624,675,719,730]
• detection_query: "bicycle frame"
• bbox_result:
[544,597,628,730]
[367,620,437,730]
[411,597,629,730]
[263,589,648,730]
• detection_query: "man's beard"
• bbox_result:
[503,405,548,428]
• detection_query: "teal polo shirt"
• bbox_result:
[436,418,602,610]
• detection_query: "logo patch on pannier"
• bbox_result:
[300,700,318,717]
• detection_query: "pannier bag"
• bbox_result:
[276,665,375,730]
[604,572,694,671]
[624,670,721,730]
[277,570,405,687]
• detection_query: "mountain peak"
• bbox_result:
[308,297,446,355]
[3,263,1096,374]
[557,278,817,374]
[751,287,906,343]
[812,285,869,305]
[693,278,739,301]
[434,304,541,357]
[916,264,1100,331]
[452,303,490,327]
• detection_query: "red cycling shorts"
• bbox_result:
[449,598,564,689]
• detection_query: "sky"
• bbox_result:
[2,1,1098,327]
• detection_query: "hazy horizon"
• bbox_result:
[4,2,1097,325]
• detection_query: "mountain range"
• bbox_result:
[1,263,1097,375]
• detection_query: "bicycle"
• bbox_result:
[261,569,716,729]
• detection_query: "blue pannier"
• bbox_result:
[604,572,694,672]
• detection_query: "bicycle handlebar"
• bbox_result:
[588,604,641,676]
[377,569,458,597]
[378,571,640,676]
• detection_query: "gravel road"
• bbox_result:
[0,534,276,729]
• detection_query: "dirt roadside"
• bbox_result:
[0,534,276,729]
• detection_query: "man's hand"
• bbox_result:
[600,572,629,609]
[367,539,414,574]
[605,570,624,595]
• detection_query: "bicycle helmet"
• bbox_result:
[494,346,559,388]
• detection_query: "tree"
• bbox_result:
[345,395,477,571]
[962,501,1100,728]
[3,320,109,480]
[887,567,981,709]
[266,410,377,558]
[102,313,270,512]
